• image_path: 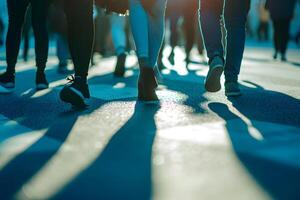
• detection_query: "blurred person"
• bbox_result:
[165,0,205,67]
[257,0,270,41]
[129,0,167,101]
[111,14,129,77]
[0,0,52,93]
[199,0,250,96]
[265,0,297,61]
[59,0,94,108]
[48,0,71,74]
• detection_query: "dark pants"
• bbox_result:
[272,18,291,57]
[63,0,94,78]
[199,0,250,82]
[6,0,51,74]
[167,0,204,55]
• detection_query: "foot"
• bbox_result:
[225,82,241,97]
[273,52,278,60]
[60,75,90,108]
[205,56,224,92]
[114,53,126,77]
[138,66,159,102]
[36,72,49,90]
[0,72,15,93]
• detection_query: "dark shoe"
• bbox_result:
[36,72,49,90]
[205,56,224,92]
[114,54,126,77]
[60,75,90,108]
[273,53,277,60]
[0,72,15,93]
[225,82,241,97]
[168,50,175,66]
[138,66,159,102]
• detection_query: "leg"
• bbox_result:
[200,0,225,92]
[147,0,167,67]
[59,0,94,107]
[6,0,29,74]
[111,14,127,77]
[129,0,150,63]
[280,18,291,60]
[64,0,94,79]
[183,0,197,62]
[31,0,51,72]
[223,0,250,83]
[199,0,224,61]
[272,19,280,58]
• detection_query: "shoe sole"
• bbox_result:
[205,66,223,92]
[60,87,87,108]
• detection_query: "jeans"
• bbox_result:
[6,0,51,73]
[199,0,250,82]
[111,14,127,56]
[129,0,167,68]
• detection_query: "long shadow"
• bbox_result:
[0,90,106,199]
[208,81,300,200]
[54,103,160,200]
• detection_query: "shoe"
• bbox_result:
[60,75,90,108]
[138,66,159,102]
[205,56,224,92]
[0,72,15,93]
[36,72,49,90]
[225,82,241,97]
[114,54,126,77]
[273,53,277,60]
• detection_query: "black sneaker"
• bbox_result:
[36,72,49,90]
[59,75,90,108]
[114,54,126,77]
[225,82,241,97]
[0,72,15,93]
[205,56,224,92]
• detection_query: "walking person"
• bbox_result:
[0,0,52,93]
[265,0,297,61]
[199,0,250,96]
[129,0,167,101]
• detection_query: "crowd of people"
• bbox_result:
[0,0,299,108]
